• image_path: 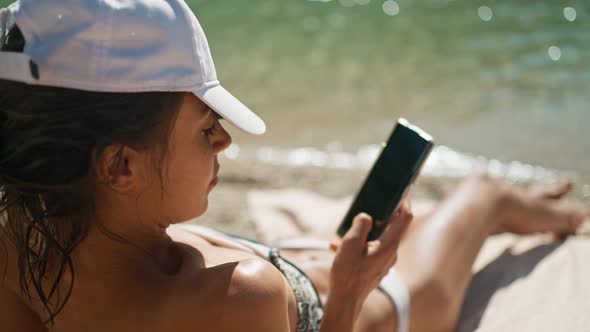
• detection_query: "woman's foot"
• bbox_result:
[497,180,587,236]
[527,180,573,200]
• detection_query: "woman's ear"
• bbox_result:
[94,144,144,192]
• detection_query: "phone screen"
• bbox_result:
[337,118,433,241]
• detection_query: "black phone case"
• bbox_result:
[336,119,433,241]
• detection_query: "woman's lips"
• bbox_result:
[209,176,219,189]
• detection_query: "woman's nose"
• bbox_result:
[212,121,232,154]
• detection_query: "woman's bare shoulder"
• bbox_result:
[161,229,294,331]
[160,258,293,332]
[218,259,293,331]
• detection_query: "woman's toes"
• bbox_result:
[528,180,574,200]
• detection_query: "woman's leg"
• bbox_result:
[281,174,585,332]
[394,174,584,332]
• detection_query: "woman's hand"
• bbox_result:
[327,199,413,315]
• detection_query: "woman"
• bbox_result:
[0,1,585,331]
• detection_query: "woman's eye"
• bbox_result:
[202,121,217,136]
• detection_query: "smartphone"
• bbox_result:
[337,118,434,241]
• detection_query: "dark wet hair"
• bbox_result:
[0,25,183,325]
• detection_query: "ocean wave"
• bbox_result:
[221,143,574,184]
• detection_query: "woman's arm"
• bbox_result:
[319,290,364,332]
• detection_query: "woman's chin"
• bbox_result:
[195,198,209,219]
[170,200,209,224]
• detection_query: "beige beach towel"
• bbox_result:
[247,189,590,332]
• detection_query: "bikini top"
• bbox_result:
[182,225,324,332]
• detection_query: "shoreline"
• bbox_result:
[195,158,589,241]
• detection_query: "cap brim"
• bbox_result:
[194,85,266,135]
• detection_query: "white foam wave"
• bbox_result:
[223,143,573,183]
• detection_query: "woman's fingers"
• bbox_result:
[340,213,373,251]
[337,204,413,260]
[377,200,413,251]
[329,241,340,252]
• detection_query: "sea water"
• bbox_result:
[190,0,588,189]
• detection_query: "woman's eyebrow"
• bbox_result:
[200,106,215,119]
[201,105,221,120]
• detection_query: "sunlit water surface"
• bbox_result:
[190,0,589,191]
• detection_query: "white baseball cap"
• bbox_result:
[0,0,266,135]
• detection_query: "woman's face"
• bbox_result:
[141,93,232,224]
